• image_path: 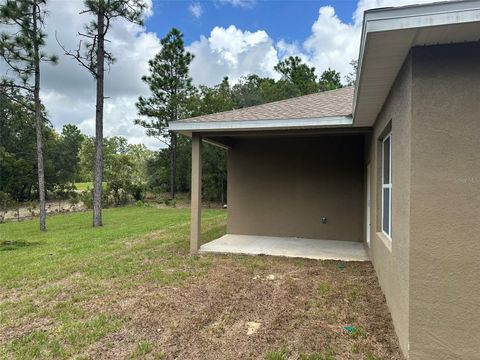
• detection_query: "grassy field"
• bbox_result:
[0,206,226,359]
[74,182,107,191]
[0,207,402,360]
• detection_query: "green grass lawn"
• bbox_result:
[74,182,107,191]
[0,206,402,360]
[0,206,226,359]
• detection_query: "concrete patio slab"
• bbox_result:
[200,234,369,261]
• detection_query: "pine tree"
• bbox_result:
[345,60,358,86]
[59,0,146,227]
[274,56,319,95]
[318,68,343,91]
[135,28,194,199]
[0,0,58,231]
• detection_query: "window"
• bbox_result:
[382,133,392,239]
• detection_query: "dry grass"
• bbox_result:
[78,257,403,360]
[0,207,403,359]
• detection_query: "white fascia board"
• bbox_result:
[169,116,353,132]
[353,0,480,120]
[366,1,480,33]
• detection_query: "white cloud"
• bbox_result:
[216,0,256,8]
[35,0,162,149]
[302,5,360,78]
[277,0,454,81]
[188,1,454,89]
[276,40,311,66]
[189,2,203,18]
[188,25,279,86]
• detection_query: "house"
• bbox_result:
[169,1,480,359]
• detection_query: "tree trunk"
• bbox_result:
[170,131,177,199]
[33,0,46,231]
[92,8,105,227]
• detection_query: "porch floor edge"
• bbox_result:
[199,234,370,262]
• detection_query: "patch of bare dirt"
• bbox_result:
[1,200,86,222]
[82,256,403,359]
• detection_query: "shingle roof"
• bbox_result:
[178,86,354,123]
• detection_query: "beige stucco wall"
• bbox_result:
[367,55,412,357]
[227,135,365,241]
[407,43,480,359]
[368,42,480,359]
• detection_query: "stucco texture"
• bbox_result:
[367,55,412,357]
[407,43,480,360]
[227,135,365,242]
[368,42,480,360]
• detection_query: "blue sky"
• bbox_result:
[141,0,371,87]
[146,1,358,46]
[31,0,436,148]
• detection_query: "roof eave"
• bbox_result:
[169,116,353,136]
[353,0,480,126]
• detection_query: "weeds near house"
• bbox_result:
[265,347,290,360]
[130,340,153,358]
[299,350,336,360]
[316,282,331,296]
[266,348,335,360]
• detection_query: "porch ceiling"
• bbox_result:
[202,127,372,149]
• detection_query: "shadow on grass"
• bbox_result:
[0,240,40,251]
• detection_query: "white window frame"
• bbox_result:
[382,133,392,240]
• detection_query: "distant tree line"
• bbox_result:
[0,0,146,230]
[0,93,82,203]
[0,0,356,230]
[0,49,352,208]
[0,94,153,208]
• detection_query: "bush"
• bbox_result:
[79,190,93,209]
[164,198,176,207]
[127,183,146,201]
[68,191,80,207]
[0,191,13,212]
[52,183,77,200]
[79,187,141,209]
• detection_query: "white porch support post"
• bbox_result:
[190,133,202,253]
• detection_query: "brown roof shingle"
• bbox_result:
[178,86,354,123]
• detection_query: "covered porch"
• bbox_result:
[188,129,371,261]
[170,87,371,261]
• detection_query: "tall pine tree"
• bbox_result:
[135,28,194,199]
[0,0,58,231]
[59,0,146,227]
